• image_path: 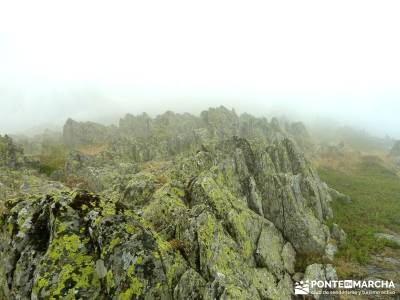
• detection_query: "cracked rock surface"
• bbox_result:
[0,108,346,299]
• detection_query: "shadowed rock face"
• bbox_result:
[0,108,345,299]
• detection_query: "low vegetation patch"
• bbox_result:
[319,156,400,268]
[37,143,68,176]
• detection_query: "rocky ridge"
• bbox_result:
[0,107,346,299]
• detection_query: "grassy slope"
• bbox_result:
[318,156,400,276]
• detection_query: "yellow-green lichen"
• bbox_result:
[32,276,49,296]
[106,270,115,293]
[125,224,136,234]
[64,234,81,253]
[108,237,121,253]
[7,223,13,235]
[36,230,100,299]
[57,222,67,234]
[119,264,144,300]
[119,277,143,300]
[101,200,116,217]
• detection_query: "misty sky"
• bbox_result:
[1,1,400,137]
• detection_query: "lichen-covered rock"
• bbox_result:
[63,118,115,147]
[122,172,159,207]
[93,214,187,299]
[328,186,352,203]
[303,264,338,299]
[0,190,190,299]
[254,222,288,277]
[119,113,153,138]
[141,182,188,240]
[0,135,25,168]
[281,242,296,274]
[31,193,102,299]
[174,269,206,300]
[331,223,347,246]
[374,233,400,248]
[0,107,345,299]
[61,106,314,171]
[186,136,335,255]
[63,150,138,192]
[201,106,239,138]
[323,241,338,263]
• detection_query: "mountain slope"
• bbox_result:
[0,108,345,299]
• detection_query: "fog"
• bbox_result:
[1,1,400,138]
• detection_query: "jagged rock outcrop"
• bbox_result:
[0,135,41,201]
[179,136,333,255]
[0,177,295,299]
[0,190,189,299]
[0,135,24,168]
[63,119,116,147]
[0,108,346,299]
[62,107,313,165]
[200,106,239,138]
[119,113,153,138]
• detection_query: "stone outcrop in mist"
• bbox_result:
[0,107,346,299]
